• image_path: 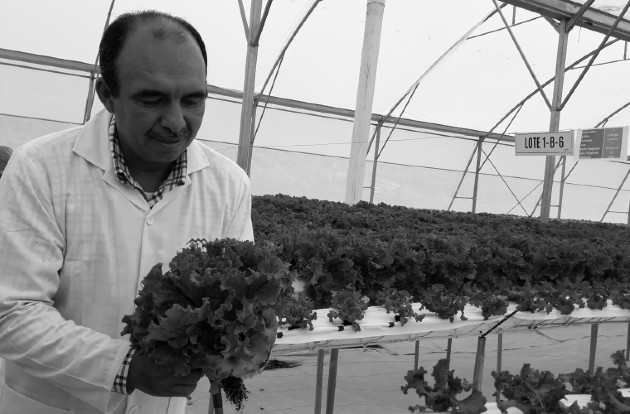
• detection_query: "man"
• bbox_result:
[0,11,254,414]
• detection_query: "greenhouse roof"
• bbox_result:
[2,1,630,222]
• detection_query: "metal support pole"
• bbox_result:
[497,330,504,374]
[83,74,98,124]
[601,167,630,222]
[325,349,340,414]
[446,337,453,370]
[345,0,386,205]
[369,126,381,203]
[83,0,116,123]
[472,336,486,392]
[557,156,567,219]
[236,0,263,175]
[472,139,483,213]
[512,5,516,25]
[541,19,569,222]
[314,349,325,414]
[413,340,420,371]
[246,104,258,173]
[589,323,599,374]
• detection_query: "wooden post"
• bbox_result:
[325,349,340,414]
[589,323,599,374]
[472,336,486,392]
[314,349,325,414]
[236,0,263,175]
[540,19,569,222]
[345,0,386,205]
[626,322,630,361]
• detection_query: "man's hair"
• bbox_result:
[98,10,208,97]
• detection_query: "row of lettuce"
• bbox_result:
[251,194,630,326]
[403,351,630,414]
[251,194,630,411]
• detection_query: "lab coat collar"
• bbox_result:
[186,140,210,174]
[72,109,114,171]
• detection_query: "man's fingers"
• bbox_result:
[128,351,204,397]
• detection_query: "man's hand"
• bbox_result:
[126,352,203,397]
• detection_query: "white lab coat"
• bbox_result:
[0,110,254,414]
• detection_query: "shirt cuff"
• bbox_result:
[112,347,136,395]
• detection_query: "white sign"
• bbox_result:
[514,131,574,156]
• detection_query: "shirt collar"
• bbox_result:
[108,115,187,184]
[107,115,187,207]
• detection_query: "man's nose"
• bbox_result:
[160,103,187,132]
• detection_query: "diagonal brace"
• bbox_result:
[567,0,596,32]
[560,1,630,111]
[492,0,552,109]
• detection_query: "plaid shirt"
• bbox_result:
[113,347,136,394]
[108,116,187,209]
[109,115,187,393]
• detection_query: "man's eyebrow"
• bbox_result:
[131,89,166,98]
[131,89,207,98]
[185,90,208,98]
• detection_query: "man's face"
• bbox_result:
[106,24,207,168]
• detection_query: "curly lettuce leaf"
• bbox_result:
[142,301,210,348]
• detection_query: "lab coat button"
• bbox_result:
[146,216,154,225]
[127,406,139,414]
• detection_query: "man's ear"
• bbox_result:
[95,78,115,113]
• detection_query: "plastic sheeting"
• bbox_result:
[2,1,630,221]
